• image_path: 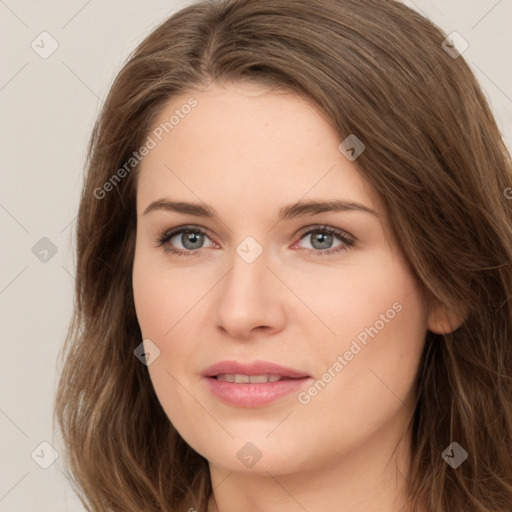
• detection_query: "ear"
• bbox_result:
[427,300,467,334]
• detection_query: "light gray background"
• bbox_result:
[1,1,511,511]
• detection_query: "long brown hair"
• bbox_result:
[54,0,512,510]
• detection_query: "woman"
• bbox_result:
[54,0,512,511]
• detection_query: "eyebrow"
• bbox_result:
[143,198,379,221]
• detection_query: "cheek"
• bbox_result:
[132,249,210,411]
[132,255,197,436]
[296,248,427,396]
[132,248,202,340]
[303,252,428,427]
[282,248,425,359]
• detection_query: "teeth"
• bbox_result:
[216,374,282,383]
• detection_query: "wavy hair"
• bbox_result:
[54,0,512,510]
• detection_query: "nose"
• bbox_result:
[214,244,287,340]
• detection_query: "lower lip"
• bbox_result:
[203,376,312,407]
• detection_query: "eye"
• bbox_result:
[156,225,215,256]
[292,225,355,255]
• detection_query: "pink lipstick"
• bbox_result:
[201,360,313,407]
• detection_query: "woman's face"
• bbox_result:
[132,81,431,476]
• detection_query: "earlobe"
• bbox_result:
[427,301,467,334]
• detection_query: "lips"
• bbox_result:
[201,360,312,408]
[201,360,310,380]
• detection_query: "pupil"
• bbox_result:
[312,232,332,250]
[183,232,203,250]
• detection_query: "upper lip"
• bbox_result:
[201,360,310,379]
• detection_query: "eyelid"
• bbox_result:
[293,224,355,244]
[157,223,214,240]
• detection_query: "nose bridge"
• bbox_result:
[224,238,271,302]
[214,235,285,336]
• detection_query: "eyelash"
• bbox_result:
[155,224,356,258]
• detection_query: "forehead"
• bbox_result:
[136,81,382,218]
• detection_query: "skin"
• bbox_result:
[132,81,461,512]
